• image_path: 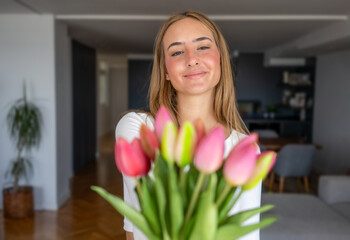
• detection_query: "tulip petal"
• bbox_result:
[223,142,258,186]
[242,151,277,190]
[140,124,159,160]
[175,121,196,167]
[194,127,225,173]
[155,106,174,141]
[115,137,151,177]
[233,133,258,154]
[161,122,177,163]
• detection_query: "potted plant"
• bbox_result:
[3,83,42,219]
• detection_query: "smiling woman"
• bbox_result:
[163,18,221,98]
[115,10,261,240]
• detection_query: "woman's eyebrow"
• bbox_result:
[167,36,212,51]
[193,36,212,43]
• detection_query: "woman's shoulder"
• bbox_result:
[115,111,154,141]
[228,129,247,143]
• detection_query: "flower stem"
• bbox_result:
[215,183,232,207]
[219,189,243,224]
[183,171,206,225]
[135,178,143,200]
[179,167,186,190]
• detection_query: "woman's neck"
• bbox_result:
[176,92,229,137]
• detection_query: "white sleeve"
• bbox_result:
[237,181,262,240]
[115,112,148,233]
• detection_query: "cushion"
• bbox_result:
[261,193,350,240]
[318,175,350,204]
[331,203,350,221]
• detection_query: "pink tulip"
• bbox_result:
[175,122,196,167]
[161,121,178,163]
[155,106,174,141]
[233,133,258,154]
[193,119,206,148]
[140,124,159,160]
[194,126,225,173]
[242,151,277,190]
[115,137,151,177]
[223,134,259,186]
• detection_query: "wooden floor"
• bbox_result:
[0,132,126,240]
[0,131,320,240]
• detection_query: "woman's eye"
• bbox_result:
[198,46,210,50]
[171,51,183,57]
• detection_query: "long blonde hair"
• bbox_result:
[148,10,248,135]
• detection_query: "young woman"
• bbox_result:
[116,11,261,240]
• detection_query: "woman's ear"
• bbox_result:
[165,73,170,80]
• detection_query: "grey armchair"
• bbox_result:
[269,144,315,193]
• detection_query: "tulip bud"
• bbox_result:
[193,119,206,148]
[175,121,196,167]
[161,122,178,163]
[242,151,277,191]
[155,106,174,141]
[234,133,258,154]
[140,124,159,160]
[115,137,151,177]
[194,127,225,173]
[223,136,258,186]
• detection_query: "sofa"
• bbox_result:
[261,175,350,240]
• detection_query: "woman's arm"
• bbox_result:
[126,231,134,240]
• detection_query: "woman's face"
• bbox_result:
[163,17,221,96]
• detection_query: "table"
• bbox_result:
[259,137,322,151]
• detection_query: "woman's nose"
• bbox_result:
[186,51,199,67]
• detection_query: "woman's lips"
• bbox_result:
[184,71,207,79]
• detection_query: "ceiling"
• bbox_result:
[2,0,350,56]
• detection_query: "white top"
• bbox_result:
[115,112,261,240]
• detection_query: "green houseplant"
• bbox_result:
[3,83,42,219]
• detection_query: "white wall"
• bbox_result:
[0,14,63,210]
[313,50,350,174]
[97,54,128,139]
[55,21,73,207]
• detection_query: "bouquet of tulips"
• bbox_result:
[91,106,277,240]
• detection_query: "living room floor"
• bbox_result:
[0,131,319,240]
[0,131,126,240]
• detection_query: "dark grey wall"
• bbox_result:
[235,53,315,114]
[128,59,152,110]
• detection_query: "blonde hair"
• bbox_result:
[148,10,248,135]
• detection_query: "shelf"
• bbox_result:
[279,83,313,88]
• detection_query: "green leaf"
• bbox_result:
[153,151,169,186]
[154,176,171,240]
[168,162,184,240]
[186,165,199,202]
[215,176,226,201]
[189,173,218,240]
[153,153,171,240]
[215,217,277,240]
[218,188,237,223]
[140,177,161,236]
[91,186,161,240]
[224,204,275,225]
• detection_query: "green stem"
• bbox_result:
[179,167,186,189]
[215,183,232,207]
[135,178,143,200]
[183,172,206,226]
[219,189,243,225]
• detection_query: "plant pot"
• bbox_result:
[3,186,34,219]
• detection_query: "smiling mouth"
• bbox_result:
[184,71,207,79]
